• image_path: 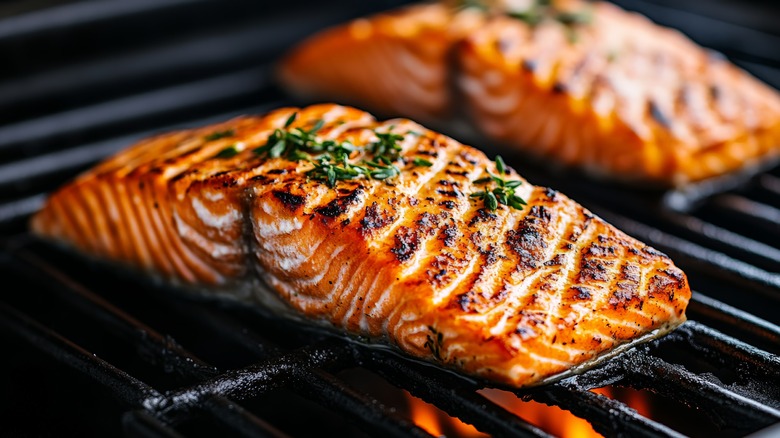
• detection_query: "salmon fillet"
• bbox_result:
[279,3,484,122]
[460,1,780,185]
[31,104,690,387]
[279,1,780,185]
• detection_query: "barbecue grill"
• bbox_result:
[1,1,778,436]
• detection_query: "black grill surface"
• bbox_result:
[1,1,779,437]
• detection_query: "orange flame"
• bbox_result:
[479,389,602,438]
[406,393,488,438]
[406,386,654,437]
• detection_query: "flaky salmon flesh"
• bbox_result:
[32,104,690,388]
[279,1,780,186]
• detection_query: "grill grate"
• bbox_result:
[1,0,779,437]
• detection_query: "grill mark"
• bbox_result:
[505,205,553,271]
[359,202,396,234]
[273,190,306,210]
[372,138,465,267]
[648,100,672,129]
[316,187,364,218]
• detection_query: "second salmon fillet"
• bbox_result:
[31,104,691,387]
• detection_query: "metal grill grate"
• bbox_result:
[1,1,779,436]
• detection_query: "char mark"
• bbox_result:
[315,187,364,218]
[648,100,672,129]
[505,205,552,269]
[359,202,395,233]
[391,226,421,262]
[273,190,305,210]
[468,208,498,227]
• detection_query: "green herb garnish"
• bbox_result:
[457,0,592,41]
[253,114,432,188]
[470,155,527,211]
[412,158,433,167]
[214,144,239,159]
[204,129,235,142]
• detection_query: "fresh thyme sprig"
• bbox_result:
[213,144,240,158]
[251,112,427,188]
[470,156,527,211]
[204,129,235,142]
[455,0,592,38]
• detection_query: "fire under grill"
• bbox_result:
[0,0,778,437]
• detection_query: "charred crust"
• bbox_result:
[544,254,566,267]
[391,226,420,262]
[272,191,305,210]
[579,259,610,282]
[552,82,568,94]
[505,205,552,269]
[649,100,672,129]
[445,169,469,177]
[359,202,395,233]
[457,292,478,313]
[439,200,457,210]
[436,189,462,198]
[267,169,287,175]
[428,252,465,287]
[315,187,363,217]
[586,243,617,257]
[621,264,641,283]
[438,180,459,187]
[642,246,669,259]
[250,174,271,184]
[522,59,537,72]
[570,286,593,300]
[468,208,498,227]
[479,244,498,265]
[440,224,458,247]
[544,187,558,200]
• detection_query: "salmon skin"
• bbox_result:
[279,1,780,186]
[31,104,690,388]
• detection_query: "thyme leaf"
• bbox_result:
[471,155,526,211]
[204,129,235,142]
[213,144,239,159]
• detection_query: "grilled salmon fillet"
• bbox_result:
[279,3,484,122]
[31,104,690,387]
[279,1,780,185]
[460,0,780,185]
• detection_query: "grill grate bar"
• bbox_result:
[122,410,185,438]
[625,353,780,430]
[674,322,780,380]
[532,383,685,438]
[710,195,780,235]
[202,397,294,438]
[0,0,194,42]
[366,350,553,438]
[656,212,780,272]
[12,247,220,380]
[688,292,780,351]
[759,174,780,199]
[292,368,435,438]
[145,342,352,420]
[176,305,443,438]
[0,193,45,226]
[0,301,160,406]
[7,241,428,437]
[0,67,273,155]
